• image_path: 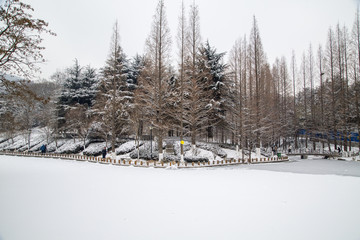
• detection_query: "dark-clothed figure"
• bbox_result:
[40,144,46,154]
[102,147,107,159]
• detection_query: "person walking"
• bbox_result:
[40,144,46,154]
[102,147,107,159]
[337,146,341,154]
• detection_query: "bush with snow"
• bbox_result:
[129,148,158,160]
[129,141,164,160]
[0,135,26,151]
[173,141,191,155]
[0,128,275,161]
[219,143,236,150]
[197,142,227,158]
[83,142,108,156]
[19,136,44,152]
[163,154,180,162]
[46,139,67,153]
[29,140,47,152]
[54,139,88,154]
[184,147,214,162]
[184,156,209,162]
[116,140,142,155]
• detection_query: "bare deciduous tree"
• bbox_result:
[0,0,55,94]
[138,0,173,161]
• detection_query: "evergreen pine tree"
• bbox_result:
[59,60,98,107]
[127,54,144,91]
[198,41,228,140]
[95,21,132,153]
[81,66,99,107]
[57,59,98,130]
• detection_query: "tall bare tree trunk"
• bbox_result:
[177,1,186,162]
[354,7,360,151]
[318,45,325,152]
[329,28,338,150]
[291,51,298,149]
[302,53,308,149]
[144,0,172,161]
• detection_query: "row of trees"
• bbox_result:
[227,9,360,154]
[1,0,360,157]
[53,1,228,159]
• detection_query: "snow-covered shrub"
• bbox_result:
[184,156,209,162]
[129,148,158,160]
[1,134,25,151]
[0,136,8,145]
[83,142,108,156]
[184,147,214,162]
[116,140,143,155]
[46,139,67,153]
[219,143,236,150]
[173,141,191,155]
[197,142,227,158]
[129,141,163,160]
[29,140,47,152]
[163,154,180,162]
[19,135,44,152]
[54,139,88,154]
[0,137,15,151]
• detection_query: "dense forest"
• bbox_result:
[1,0,360,158]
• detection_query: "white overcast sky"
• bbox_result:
[25,0,358,79]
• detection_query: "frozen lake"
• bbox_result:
[1,155,360,240]
[224,156,360,177]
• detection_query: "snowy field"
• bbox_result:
[1,155,360,240]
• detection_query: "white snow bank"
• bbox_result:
[0,155,359,240]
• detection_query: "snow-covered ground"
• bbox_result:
[0,155,360,240]
[0,129,269,161]
[227,155,360,177]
